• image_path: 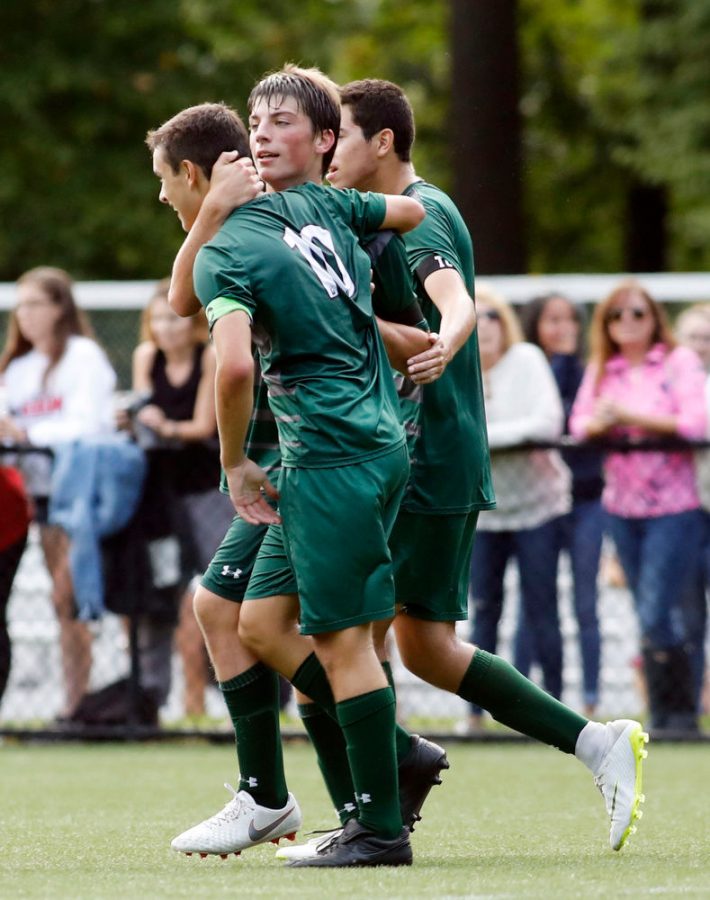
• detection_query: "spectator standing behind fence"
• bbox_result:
[466,285,571,732]
[516,293,604,717]
[129,280,233,717]
[674,303,710,716]
[0,267,116,719]
[0,466,30,707]
[570,280,706,733]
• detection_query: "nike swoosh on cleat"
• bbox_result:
[610,783,618,820]
[248,807,296,842]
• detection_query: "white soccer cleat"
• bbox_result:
[171,784,302,857]
[274,827,343,861]
[593,719,649,851]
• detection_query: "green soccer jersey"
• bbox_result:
[401,180,496,514]
[217,224,424,493]
[360,228,427,460]
[195,182,405,469]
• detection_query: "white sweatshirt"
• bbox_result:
[5,335,116,445]
[4,336,116,494]
[478,342,571,531]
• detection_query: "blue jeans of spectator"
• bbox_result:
[514,499,603,709]
[678,508,710,710]
[606,508,702,651]
[469,517,563,716]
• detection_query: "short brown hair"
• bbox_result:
[339,79,415,162]
[248,64,340,175]
[146,102,250,179]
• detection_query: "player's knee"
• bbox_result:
[193,587,238,635]
[393,620,423,671]
[237,607,266,654]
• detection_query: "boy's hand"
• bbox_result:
[224,457,281,525]
[407,332,450,384]
[203,151,264,222]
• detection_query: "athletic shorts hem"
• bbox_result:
[401,500,496,515]
[199,574,244,604]
[400,606,468,623]
[299,606,395,636]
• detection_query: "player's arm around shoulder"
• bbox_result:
[170,152,264,318]
[380,195,425,233]
[407,267,476,384]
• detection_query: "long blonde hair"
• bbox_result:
[138,278,209,346]
[475,283,524,353]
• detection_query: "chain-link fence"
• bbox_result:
[1,440,707,740]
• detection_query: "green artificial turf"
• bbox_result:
[1,740,708,898]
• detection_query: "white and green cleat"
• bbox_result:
[274,827,342,861]
[593,719,649,851]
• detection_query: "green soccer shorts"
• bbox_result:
[275,444,409,635]
[200,514,269,602]
[243,522,299,600]
[390,509,479,621]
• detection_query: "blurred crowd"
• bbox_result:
[0,268,708,733]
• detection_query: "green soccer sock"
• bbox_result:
[292,652,413,763]
[219,663,289,809]
[298,702,357,825]
[381,660,415,764]
[457,650,588,753]
[336,687,403,839]
[290,652,337,714]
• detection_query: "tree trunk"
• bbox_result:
[625,183,668,272]
[450,0,526,274]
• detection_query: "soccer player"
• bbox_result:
[146,103,304,858]
[314,78,648,855]
[148,69,436,867]
[150,94,447,863]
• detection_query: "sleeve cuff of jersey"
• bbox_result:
[206,296,253,331]
[414,252,457,285]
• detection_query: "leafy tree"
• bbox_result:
[0,0,449,280]
[518,0,638,272]
[0,0,256,279]
[594,0,710,269]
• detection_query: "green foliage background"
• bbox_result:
[1,0,709,278]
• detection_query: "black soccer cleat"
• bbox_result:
[398,734,450,831]
[287,818,412,868]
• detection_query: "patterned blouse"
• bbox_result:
[569,344,707,518]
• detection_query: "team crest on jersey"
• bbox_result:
[283,224,356,299]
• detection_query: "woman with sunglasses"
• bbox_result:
[570,280,706,732]
[466,285,571,732]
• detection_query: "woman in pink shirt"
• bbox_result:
[570,280,706,732]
